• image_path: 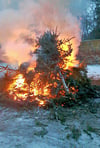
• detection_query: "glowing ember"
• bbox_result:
[70,86,79,94]
[30,81,50,97]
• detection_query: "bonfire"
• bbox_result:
[0,31,96,107]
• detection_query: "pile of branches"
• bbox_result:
[34,31,97,107]
[0,31,97,108]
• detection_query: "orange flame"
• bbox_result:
[60,42,79,69]
[7,39,79,106]
[8,73,51,105]
[8,74,29,101]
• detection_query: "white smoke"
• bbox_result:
[68,0,91,15]
[0,0,86,65]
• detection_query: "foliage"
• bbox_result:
[50,66,97,107]
[34,127,48,137]
[66,127,81,141]
[87,124,97,133]
[34,31,97,107]
[71,127,81,141]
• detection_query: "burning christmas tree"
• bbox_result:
[0,31,96,107]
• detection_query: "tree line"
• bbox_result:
[81,0,100,40]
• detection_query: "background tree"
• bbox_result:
[91,0,100,39]
[81,0,96,40]
[81,0,100,40]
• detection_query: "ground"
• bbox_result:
[87,65,100,85]
[0,98,100,148]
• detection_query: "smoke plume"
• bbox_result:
[0,0,84,65]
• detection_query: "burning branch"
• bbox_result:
[56,66,69,93]
[0,65,18,76]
